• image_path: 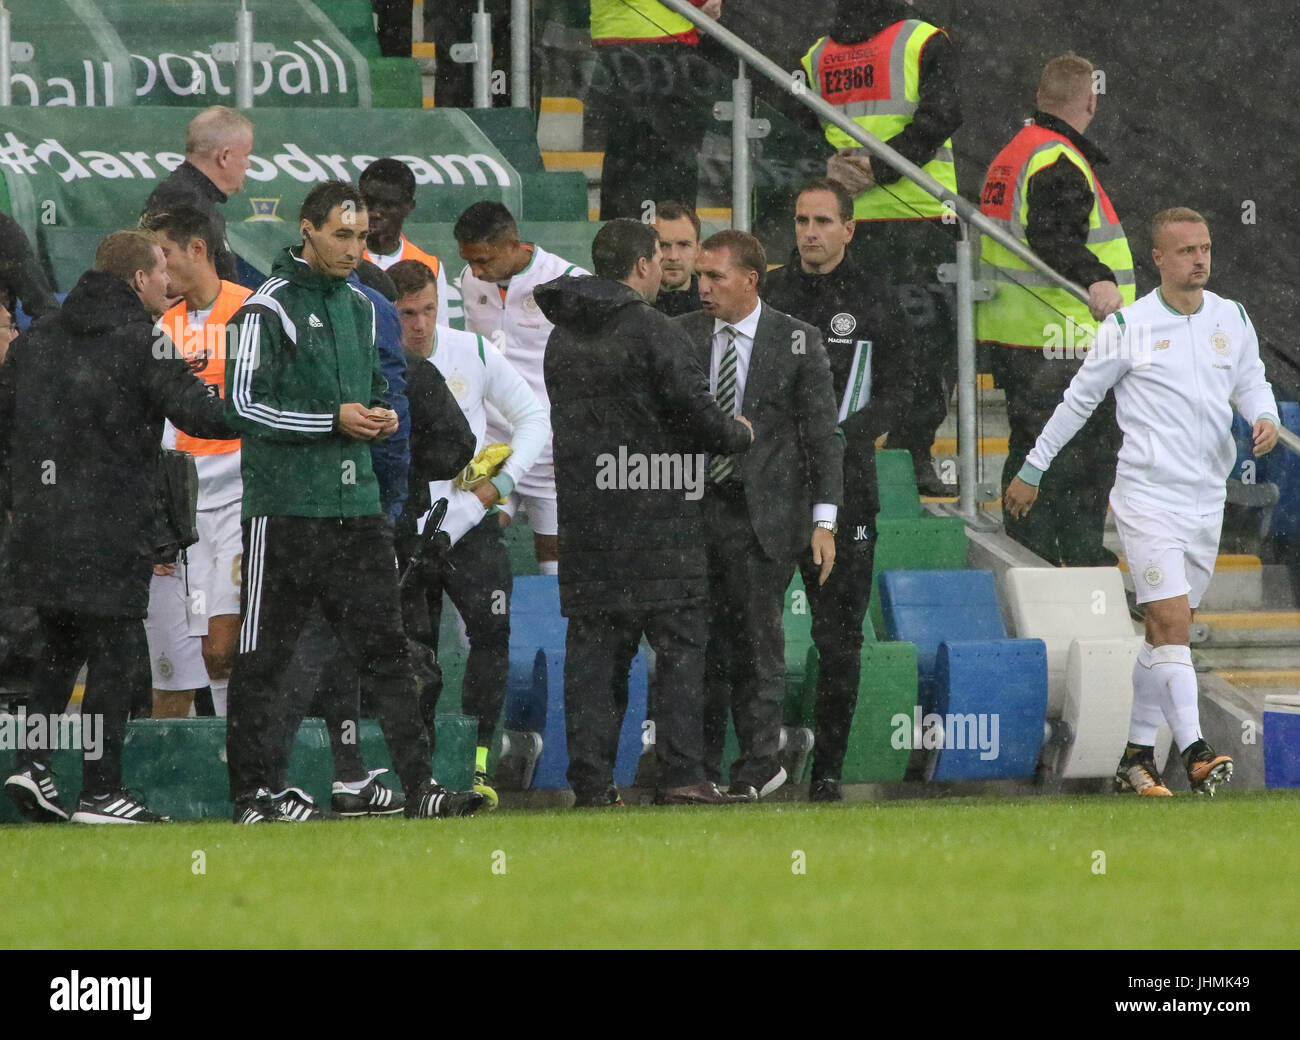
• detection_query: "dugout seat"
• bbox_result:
[1002,566,1170,778]
[879,569,1047,780]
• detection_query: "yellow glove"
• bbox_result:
[455,442,514,504]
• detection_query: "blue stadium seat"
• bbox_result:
[879,569,1047,780]
[1233,402,1300,538]
[510,574,562,616]
[502,647,649,790]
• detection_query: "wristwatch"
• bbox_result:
[814,519,837,534]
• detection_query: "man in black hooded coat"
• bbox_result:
[0,230,231,824]
[536,219,753,807]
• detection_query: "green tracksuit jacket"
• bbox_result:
[225,247,386,519]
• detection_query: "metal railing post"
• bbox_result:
[472,0,492,108]
[0,5,11,108]
[511,0,530,108]
[731,61,751,233]
[236,1,254,110]
[955,229,978,521]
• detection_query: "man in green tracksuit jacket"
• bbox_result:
[223,179,483,823]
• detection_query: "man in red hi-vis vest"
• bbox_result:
[978,54,1135,567]
[141,207,250,719]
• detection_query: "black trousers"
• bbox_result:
[16,611,148,796]
[564,603,709,798]
[701,489,795,789]
[225,515,431,800]
[990,346,1121,566]
[587,43,730,219]
[849,221,958,476]
[399,517,512,747]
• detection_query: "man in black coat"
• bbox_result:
[141,106,254,283]
[536,219,754,807]
[764,178,914,800]
[0,231,232,824]
[675,230,845,801]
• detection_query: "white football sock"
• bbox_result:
[1150,643,1202,751]
[209,679,228,717]
[537,560,559,576]
[1127,641,1163,746]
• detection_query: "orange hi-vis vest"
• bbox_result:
[158,280,249,456]
[364,236,441,276]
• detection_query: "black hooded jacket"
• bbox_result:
[0,270,232,617]
[536,275,751,617]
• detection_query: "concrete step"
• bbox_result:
[1193,647,1300,672]
[1193,611,1300,647]
[537,96,584,151]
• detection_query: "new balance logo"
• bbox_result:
[308,313,324,328]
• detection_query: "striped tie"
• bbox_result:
[710,326,739,483]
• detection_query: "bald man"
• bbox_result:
[142,106,254,281]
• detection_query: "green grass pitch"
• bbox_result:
[3,790,1297,949]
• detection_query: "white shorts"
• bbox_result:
[183,500,244,637]
[144,571,209,691]
[500,462,557,536]
[1110,488,1223,608]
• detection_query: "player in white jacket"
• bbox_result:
[453,202,589,575]
[390,259,550,806]
[1005,207,1280,796]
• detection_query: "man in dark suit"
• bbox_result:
[674,230,845,801]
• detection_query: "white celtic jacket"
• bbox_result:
[1025,287,1279,514]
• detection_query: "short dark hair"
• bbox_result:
[453,201,518,244]
[592,219,659,281]
[359,158,417,204]
[654,200,701,240]
[797,178,855,223]
[94,230,160,283]
[300,180,366,229]
[390,258,439,299]
[700,229,767,292]
[139,205,218,261]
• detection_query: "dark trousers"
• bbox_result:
[990,346,1121,566]
[400,518,512,747]
[849,221,958,476]
[701,489,795,788]
[587,43,730,219]
[564,604,708,797]
[798,521,877,781]
[16,611,147,795]
[225,515,431,800]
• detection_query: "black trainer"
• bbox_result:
[232,789,279,825]
[406,780,485,818]
[269,787,338,822]
[571,784,624,809]
[4,764,69,822]
[809,778,843,803]
[332,768,406,816]
[70,789,170,824]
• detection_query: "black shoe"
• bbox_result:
[728,766,787,803]
[232,789,279,824]
[916,467,958,497]
[406,780,485,818]
[331,768,406,816]
[571,784,624,809]
[70,789,170,824]
[655,782,746,805]
[269,786,338,822]
[809,778,843,803]
[4,764,69,822]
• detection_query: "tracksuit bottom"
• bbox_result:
[798,521,877,781]
[225,515,431,800]
[16,611,147,796]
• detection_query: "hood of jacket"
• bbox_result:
[534,274,645,334]
[830,0,921,44]
[59,269,151,337]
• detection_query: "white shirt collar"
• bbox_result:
[712,298,762,340]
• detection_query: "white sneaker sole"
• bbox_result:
[759,767,788,799]
[4,774,69,821]
[69,811,152,824]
